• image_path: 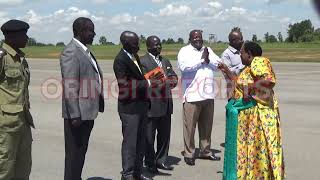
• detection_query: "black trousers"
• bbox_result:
[119,112,148,177]
[64,120,94,180]
[145,115,171,166]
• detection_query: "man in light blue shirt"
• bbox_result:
[221,29,244,75]
[221,28,244,99]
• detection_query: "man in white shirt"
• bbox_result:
[177,29,221,166]
[220,28,244,99]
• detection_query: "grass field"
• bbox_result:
[22,42,320,62]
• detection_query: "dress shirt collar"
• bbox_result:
[189,44,205,52]
[73,38,89,53]
[228,45,239,54]
[148,52,161,60]
[123,49,133,60]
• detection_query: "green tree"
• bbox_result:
[300,33,314,42]
[252,34,258,42]
[166,38,175,44]
[268,35,278,43]
[106,41,115,45]
[313,28,320,41]
[264,32,269,43]
[140,35,146,44]
[177,37,184,44]
[287,19,314,42]
[36,42,47,46]
[27,37,37,46]
[99,36,107,45]
[56,42,65,46]
[277,32,283,42]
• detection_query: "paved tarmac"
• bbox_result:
[26,59,320,180]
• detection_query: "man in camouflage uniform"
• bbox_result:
[0,19,34,180]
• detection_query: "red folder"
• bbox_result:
[144,66,166,81]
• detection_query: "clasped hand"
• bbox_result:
[201,47,210,64]
[149,71,165,87]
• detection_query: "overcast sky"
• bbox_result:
[0,0,318,44]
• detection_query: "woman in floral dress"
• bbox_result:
[219,41,284,180]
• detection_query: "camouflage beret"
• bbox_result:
[1,19,29,34]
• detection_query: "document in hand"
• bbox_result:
[144,66,166,81]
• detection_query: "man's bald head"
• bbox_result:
[146,35,162,57]
[146,36,160,47]
[189,30,203,40]
[120,31,138,44]
[120,31,140,54]
[189,29,203,50]
[228,30,243,51]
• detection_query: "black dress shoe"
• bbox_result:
[199,154,221,161]
[134,174,153,180]
[156,162,174,170]
[184,157,195,166]
[145,165,159,174]
[121,175,135,180]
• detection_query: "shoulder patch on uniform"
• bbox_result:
[0,48,6,76]
[0,48,7,59]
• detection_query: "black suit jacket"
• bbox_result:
[113,49,150,114]
[140,53,178,117]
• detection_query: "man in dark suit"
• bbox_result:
[113,31,162,180]
[60,17,104,180]
[140,36,178,174]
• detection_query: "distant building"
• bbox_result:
[209,34,217,45]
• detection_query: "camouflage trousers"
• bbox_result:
[0,124,32,180]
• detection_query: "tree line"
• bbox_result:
[252,19,320,43]
[138,35,185,45]
[1,19,318,47]
[22,35,186,47]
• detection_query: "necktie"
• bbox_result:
[155,55,162,67]
[133,54,142,74]
[87,50,101,84]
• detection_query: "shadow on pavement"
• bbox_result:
[195,148,222,157]
[87,177,112,180]
[143,155,181,178]
[166,155,181,166]
[220,142,225,148]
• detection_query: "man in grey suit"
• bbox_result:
[140,36,178,174]
[59,17,104,180]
